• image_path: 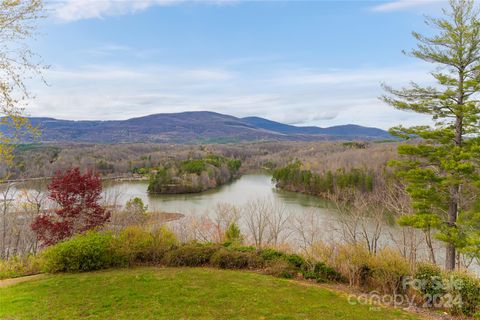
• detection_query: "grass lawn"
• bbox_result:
[0,267,421,320]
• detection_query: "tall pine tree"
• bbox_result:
[382,0,480,270]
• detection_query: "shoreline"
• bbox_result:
[1,174,149,185]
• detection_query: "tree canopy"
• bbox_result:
[382,0,480,270]
[31,168,110,245]
[0,0,44,174]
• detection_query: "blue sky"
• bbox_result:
[28,0,447,129]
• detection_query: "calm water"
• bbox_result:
[8,173,480,273]
[103,174,331,216]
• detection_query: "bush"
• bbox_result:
[0,255,43,279]
[310,242,335,264]
[260,248,285,261]
[210,248,263,269]
[413,262,444,307]
[264,259,297,279]
[260,248,306,269]
[42,231,124,273]
[162,243,220,267]
[299,261,342,283]
[116,226,177,264]
[224,222,243,247]
[368,249,411,295]
[314,262,343,282]
[333,244,372,287]
[149,227,178,262]
[117,226,154,264]
[230,245,256,252]
[125,197,148,216]
[444,271,480,317]
[285,253,305,268]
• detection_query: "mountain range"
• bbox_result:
[17,111,391,143]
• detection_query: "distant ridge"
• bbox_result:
[11,111,391,144]
[241,116,388,137]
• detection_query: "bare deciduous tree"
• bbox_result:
[243,199,270,248]
[0,0,45,171]
[291,208,324,257]
[266,200,291,247]
[329,191,386,255]
[0,183,15,258]
[211,202,241,242]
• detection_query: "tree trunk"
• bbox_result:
[445,244,456,270]
[445,111,463,270]
[424,229,436,265]
[445,186,459,270]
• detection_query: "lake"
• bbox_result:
[9,173,479,273]
[103,173,331,217]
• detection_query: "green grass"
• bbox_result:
[0,267,420,320]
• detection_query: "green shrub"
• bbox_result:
[116,226,177,264]
[162,243,220,267]
[413,262,444,306]
[264,259,297,279]
[210,248,263,269]
[117,226,154,264]
[299,261,342,283]
[284,253,305,268]
[314,262,343,282]
[260,249,305,269]
[149,226,178,262]
[180,159,206,175]
[302,270,318,280]
[125,197,148,216]
[0,255,43,279]
[260,248,285,261]
[444,271,480,317]
[224,222,243,247]
[42,231,125,273]
[230,245,256,252]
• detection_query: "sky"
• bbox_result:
[26,0,449,129]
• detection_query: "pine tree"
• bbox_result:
[382,0,480,270]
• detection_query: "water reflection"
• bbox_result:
[103,174,332,216]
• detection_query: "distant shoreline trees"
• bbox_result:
[272,160,375,197]
[146,155,242,194]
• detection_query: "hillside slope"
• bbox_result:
[0,267,420,320]
[242,116,389,137]
[14,111,391,143]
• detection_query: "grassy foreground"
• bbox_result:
[0,267,420,320]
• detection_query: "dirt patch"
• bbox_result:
[148,211,184,224]
[156,212,184,223]
[0,274,46,288]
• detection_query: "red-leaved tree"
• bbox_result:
[31,168,110,245]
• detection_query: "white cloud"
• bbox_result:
[54,0,186,22]
[54,0,236,22]
[273,66,432,86]
[371,0,444,12]
[27,63,435,129]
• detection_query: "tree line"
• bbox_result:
[147,154,241,194]
[272,160,375,197]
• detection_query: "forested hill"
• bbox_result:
[12,111,391,144]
